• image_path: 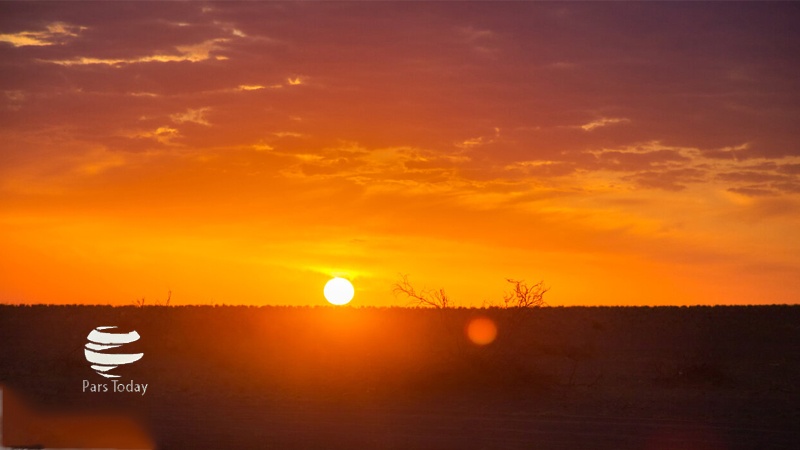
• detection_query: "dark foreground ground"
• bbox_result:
[1,305,798,449]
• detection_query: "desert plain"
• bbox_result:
[1,304,798,449]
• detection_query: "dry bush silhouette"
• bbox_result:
[503,279,548,308]
[393,274,450,308]
[392,274,464,365]
[157,290,171,306]
[394,275,549,310]
[132,290,171,307]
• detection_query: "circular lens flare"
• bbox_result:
[324,277,355,305]
[466,316,497,346]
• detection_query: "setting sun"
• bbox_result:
[323,277,355,305]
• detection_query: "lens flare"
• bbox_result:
[466,316,497,346]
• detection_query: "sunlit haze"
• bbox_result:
[1,3,799,306]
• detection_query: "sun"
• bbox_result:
[323,277,355,305]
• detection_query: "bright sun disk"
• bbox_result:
[324,277,354,305]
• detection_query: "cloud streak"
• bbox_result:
[44,38,231,66]
[0,22,85,47]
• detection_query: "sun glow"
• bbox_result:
[323,277,355,305]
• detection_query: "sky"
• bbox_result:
[1,2,799,307]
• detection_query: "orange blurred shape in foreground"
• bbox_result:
[1,385,153,449]
[466,316,497,346]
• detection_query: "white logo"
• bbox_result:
[84,326,143,379]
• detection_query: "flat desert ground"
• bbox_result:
[1,305,798,449]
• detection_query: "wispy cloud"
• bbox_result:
[456,128,500,149]
[2,90,26,111]
[580,117,630,131]
[171,108,212,126]
[456,25,497,54]
[0,22,85,47]
[574,142,800,195]
[133,126,182,145]
[273,132,306,138]
[44,38,230,66]
[237,84,271,91]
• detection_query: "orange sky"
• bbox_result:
[1,3,799,306]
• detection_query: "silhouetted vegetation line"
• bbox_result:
[392,274,550,309]
[132,290,171,307]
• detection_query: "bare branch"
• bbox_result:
[156,290,172,307]
[393,274,451,308]
[503,279,549,308]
